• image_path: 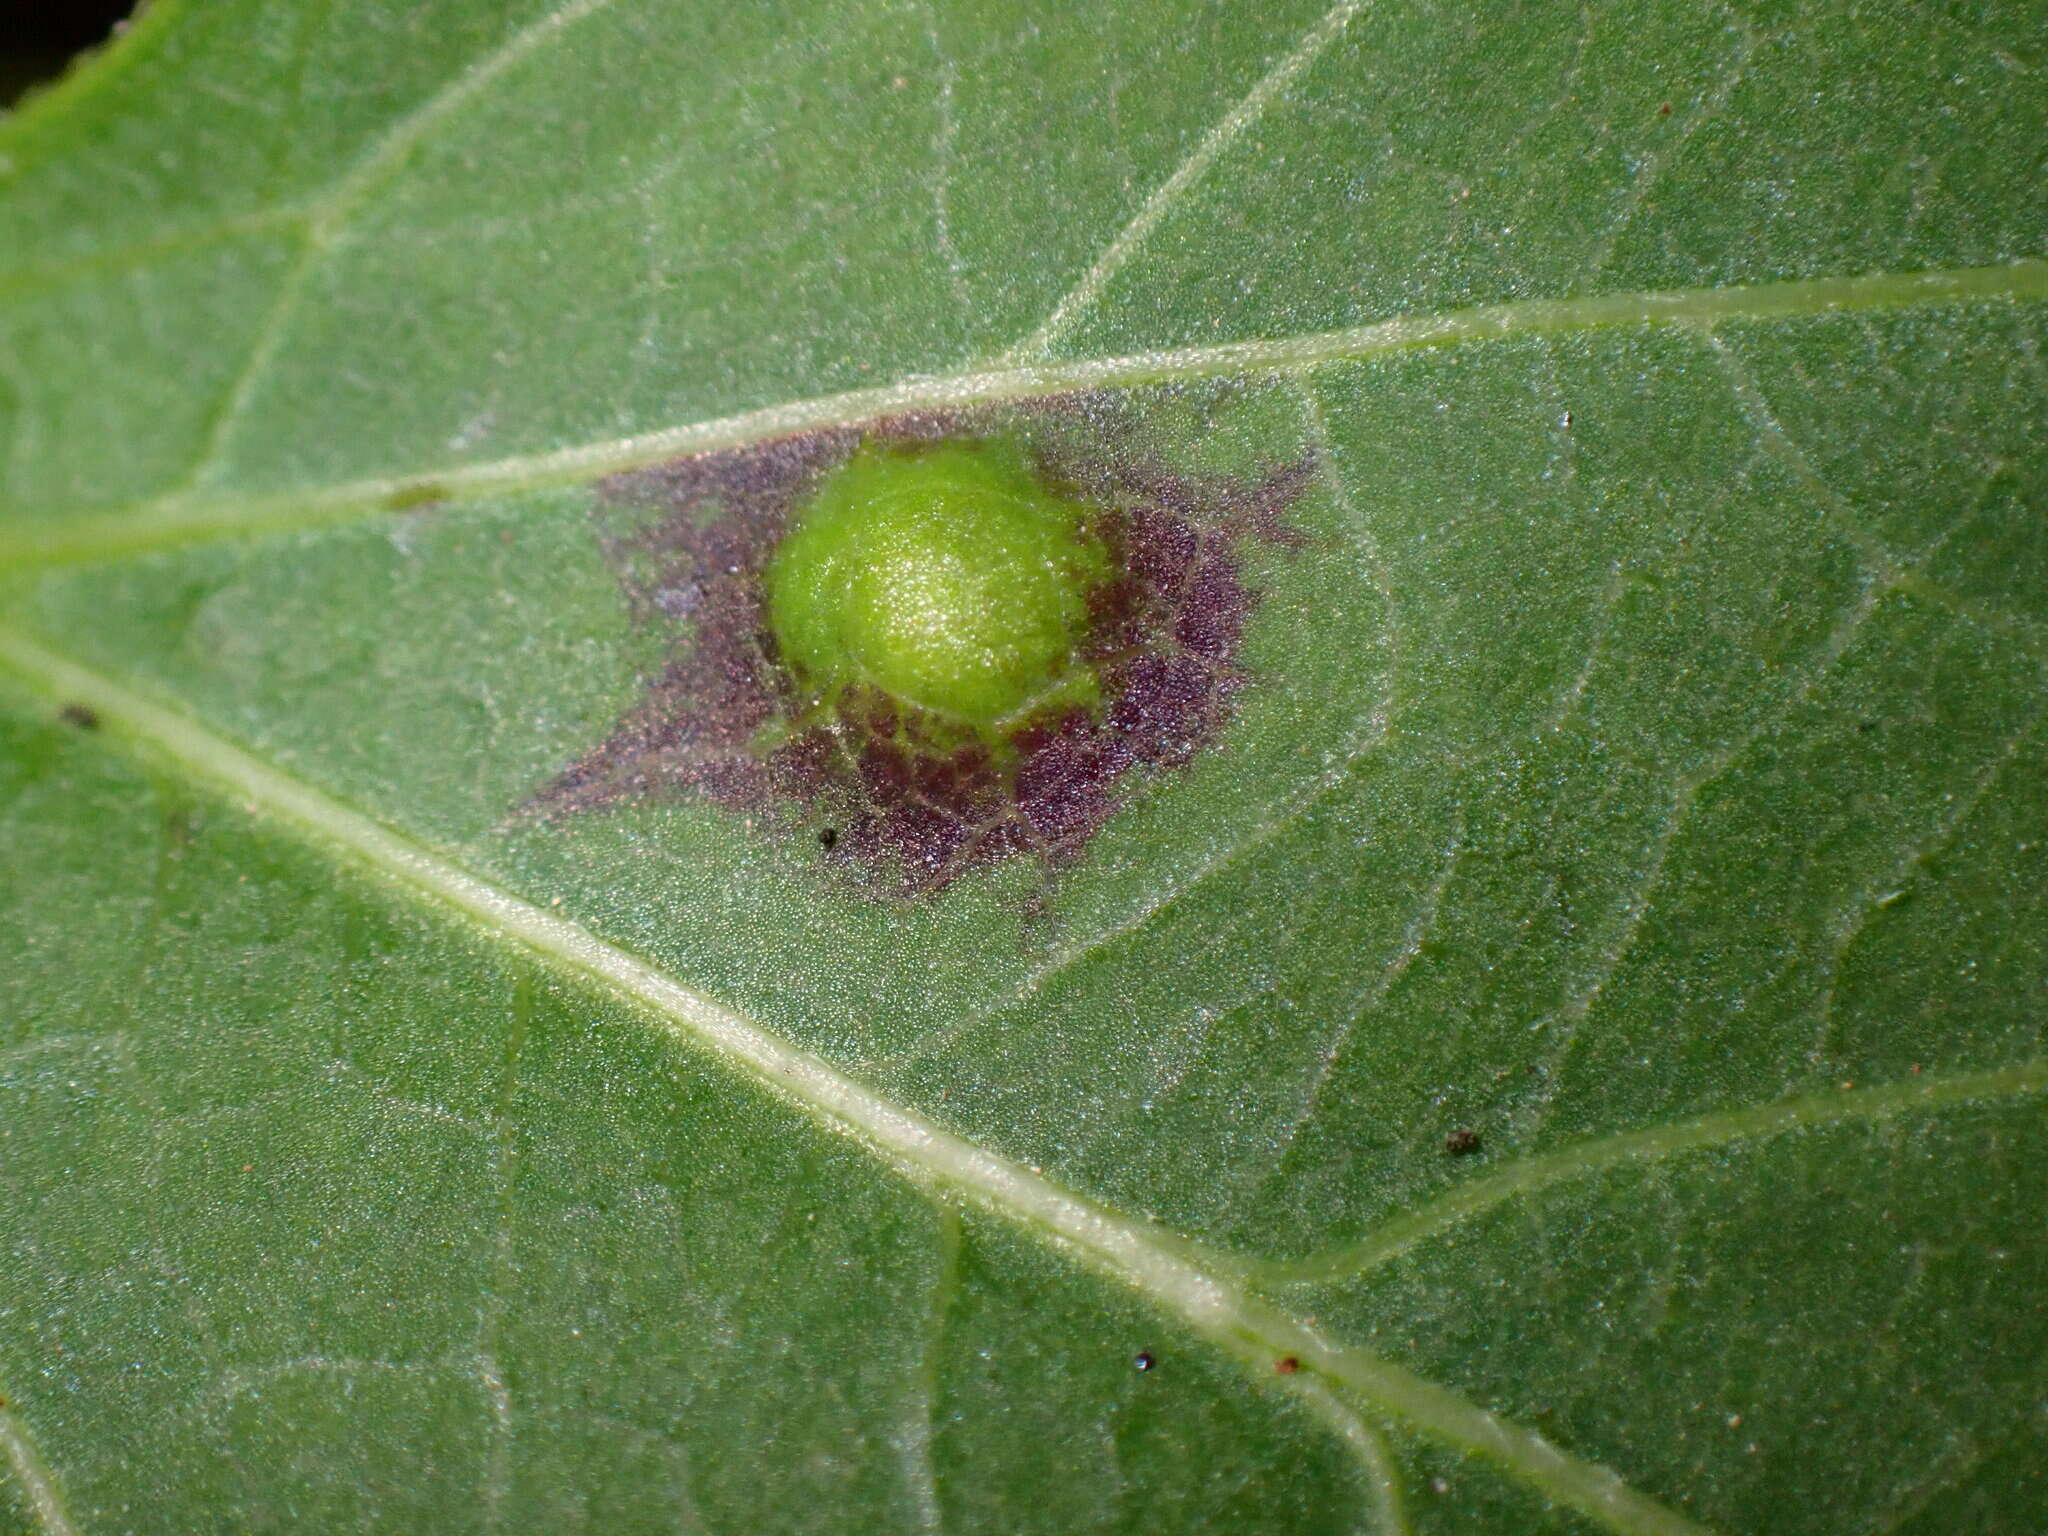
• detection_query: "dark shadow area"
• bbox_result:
[2,0,138,107]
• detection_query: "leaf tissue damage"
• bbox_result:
[535,391,1314,896]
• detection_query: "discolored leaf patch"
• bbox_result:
[533,393,1313,897]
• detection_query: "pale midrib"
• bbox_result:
[5,259,2042,572]
[0,1394,80,1536]
[0,626,1711,1536]
[1247,1059,2048,1286]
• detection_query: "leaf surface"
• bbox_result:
[1,2,2044,1532]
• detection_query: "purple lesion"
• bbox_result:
[529,395,1315,898]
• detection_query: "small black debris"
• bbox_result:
[818,827,839,850]
[1444,1128,1483,1156]
[58,703,99,730]
[1133,1352,1155,1372]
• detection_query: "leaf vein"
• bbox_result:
[1247,1057,2048,1285]
[0,626,1712,1536]
[146,0,635,504]
[5,262,2041,571]
[0,1391,80,1536]
[1582,11,1758,278]
[1001,0,1366,362]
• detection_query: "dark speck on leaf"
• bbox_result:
[1658,101,1673,116]
[818,827,839,850]
[1444,1128,1483,1156]
[58,703,99,730]
[1274,1356,1300,1375]
[1133,1352,1155,1372]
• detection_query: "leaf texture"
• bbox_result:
[1,2,2044,1532]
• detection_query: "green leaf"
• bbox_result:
[2,2,2044,1531]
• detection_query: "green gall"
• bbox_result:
[544,398,1318,899]
[764,441,1110,734]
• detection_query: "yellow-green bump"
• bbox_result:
[765,440,1110,732]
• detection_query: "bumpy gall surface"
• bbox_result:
[765,440,1110,734]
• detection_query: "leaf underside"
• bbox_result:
[1,2,2044,1533]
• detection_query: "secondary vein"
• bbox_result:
[1001,0,1367,362]
[1249,1058,2048,1286]
[4,259,2041,572]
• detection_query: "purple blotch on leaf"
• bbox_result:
[530,397,1314,898]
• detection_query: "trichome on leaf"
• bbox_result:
[534,393,1313,897]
